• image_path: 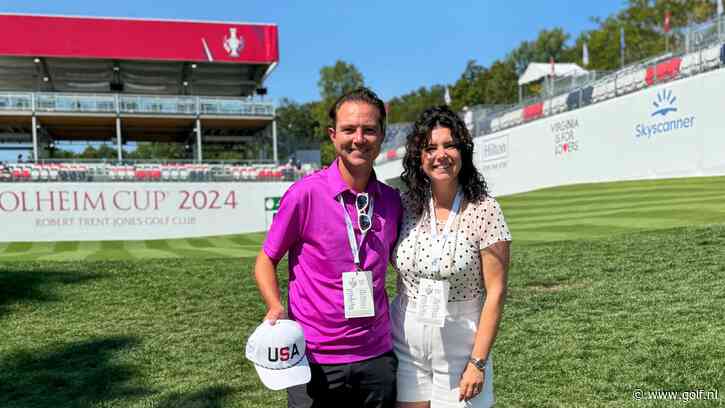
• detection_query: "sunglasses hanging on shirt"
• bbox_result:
[355,192,372,234]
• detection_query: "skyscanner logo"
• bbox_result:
[651,89,677,117]
[634,89,695,139]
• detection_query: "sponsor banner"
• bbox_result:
[375,68,725,196]
[0,182,292,242]
[0,14,279,63]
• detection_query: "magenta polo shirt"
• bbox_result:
[263,158,402,364]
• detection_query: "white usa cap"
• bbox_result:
[245,319,311,390]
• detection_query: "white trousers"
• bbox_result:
[391,295,494,408]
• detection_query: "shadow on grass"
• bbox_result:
[0,336,150,408]
[155,385,235,408]
[0,268,102,318]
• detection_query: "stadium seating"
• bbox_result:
[523,102,543,121]
[566,90,580,110]
[592,82,607,103]
[0,161,318,183]
[491,117,501,132]
[581,86,594,106]
[680,52,702,76]
[703,44,722,69]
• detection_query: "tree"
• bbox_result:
[387,85,446,123]
[507,28,570,75]
[315,60,365,165]
[128,143,184,160]
[317,60,365,102]
[275,98,321,161]
[484,60,519,105]
[450,60,488,111]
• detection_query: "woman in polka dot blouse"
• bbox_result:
[390,105,512,408]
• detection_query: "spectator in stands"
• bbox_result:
[391,105,511,407]
[253,87,402,408]
[17,153,23,163]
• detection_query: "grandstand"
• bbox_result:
[0,13,281,166]
[375,15,725,197]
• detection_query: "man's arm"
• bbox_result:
[253,249,288,325]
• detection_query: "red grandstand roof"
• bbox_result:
[0,13,279,96]
[0,13,278,64]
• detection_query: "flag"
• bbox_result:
[664,10,671,33]
[718,0,723,16]
[550,56,555,77]
[582,42,589,66]
[620,27,625,51]
[444,87,451,105]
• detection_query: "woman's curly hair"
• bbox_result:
[401,105,488,218]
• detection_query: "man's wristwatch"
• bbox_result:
[469,356,487,372]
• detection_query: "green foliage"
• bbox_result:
[127,143,185,160]
[80,144,119,159]
[317,60,365,103]
[507,27,570,75]
[450,59,519,111]
[275,98,321,161]
[387,85,445,123]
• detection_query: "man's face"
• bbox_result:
[328,101,383,169]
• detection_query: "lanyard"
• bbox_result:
[428,189,462,277]
[339,194,374,269]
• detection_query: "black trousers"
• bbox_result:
[287,351,397,408]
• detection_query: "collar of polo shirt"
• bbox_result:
[327,157,383,199]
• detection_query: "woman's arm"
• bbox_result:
[458,240,511,401]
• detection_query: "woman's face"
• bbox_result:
[420,126,461,185]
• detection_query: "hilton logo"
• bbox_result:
[479,135,508,162]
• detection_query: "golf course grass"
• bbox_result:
[1,176,724,407]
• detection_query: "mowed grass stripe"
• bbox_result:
[147,238,256,259]
[511,208,725,232]
[53,241,80,253]
[2,242,35,253]
[85,241,137,262]
[502,191,724,218]
[36,241,103,262]
[502,182,724,203]
[501,176,725,201]
[501,188,724,212]
[121,240,178,260]
[503,195,725,226]
[224,232,267,246]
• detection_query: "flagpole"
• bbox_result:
[666,34,669,53]
[620,27,625,69]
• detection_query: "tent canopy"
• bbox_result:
[518,63,588,86]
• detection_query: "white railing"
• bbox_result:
[0,92,274,117]
[0,93,32,111]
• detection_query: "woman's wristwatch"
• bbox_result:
[468,356,487,372]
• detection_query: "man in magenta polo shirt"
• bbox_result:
[254,87,402,407]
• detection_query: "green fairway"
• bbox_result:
[1,176,724,407]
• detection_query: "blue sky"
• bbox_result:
[2,1,625,160]
[4,1,625,103]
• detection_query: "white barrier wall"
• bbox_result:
[375,68,725,197]
[0,182,292,242]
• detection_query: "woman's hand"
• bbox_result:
[458,362,485,402]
